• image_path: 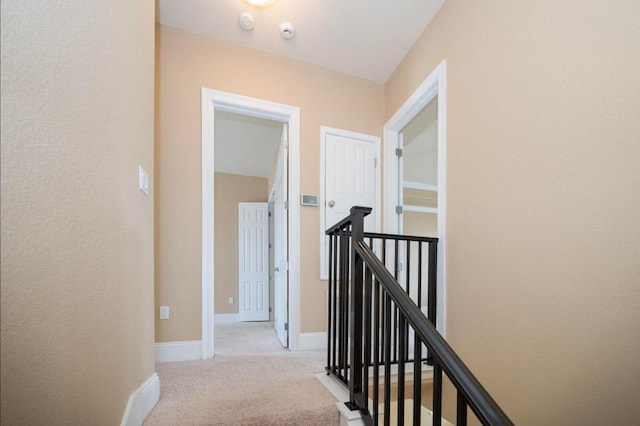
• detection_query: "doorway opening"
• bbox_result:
[383,60,447,336]
[201,89,301,358]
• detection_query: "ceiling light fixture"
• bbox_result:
[243,0,279,8]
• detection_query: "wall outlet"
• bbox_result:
[159,306,170,320]
[228,297,234,305]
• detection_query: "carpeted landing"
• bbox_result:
[144,321,340,425]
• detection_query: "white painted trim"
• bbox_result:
[214,313,239,323]
[403,205,438,214]
[319,127,327,280]
[367,363,434,385]
[319,126,382,280]
[383,60,447,337]
[202,91,215,359]
[317,372,440,426]
[317,373,366,426]
[120,373,160,426]
[315,373,348,401]
[155,340,202,363]
[202,89,302,353]
[337,402,366,426]
[403,181,438,192]
[384,61,443,232]
[299,332,327,351]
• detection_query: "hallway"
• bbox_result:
[144,322,339,425]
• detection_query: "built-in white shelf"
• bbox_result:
[403,181,438,192]
[403,205,438,214]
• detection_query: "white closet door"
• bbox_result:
[321,127,379,279]
[238,202,269,322]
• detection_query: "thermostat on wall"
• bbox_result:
[301,194,318,206]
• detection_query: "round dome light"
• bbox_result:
[243,0,278,7]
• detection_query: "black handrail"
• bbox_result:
[325,208,437,388]
[355,241,513,425]
[325,206,513,426]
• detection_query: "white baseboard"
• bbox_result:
[214,313,239,323]
[337,401,366,426]
[299,332,327,351]
[316,372,349,402]
[316,373,364,426]
[120,373,160,426]
[155,340,202,363]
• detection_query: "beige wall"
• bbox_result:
[213,173,269,315]
[155,25,385,341]
[1,1,156,425]
[387,0,640,424]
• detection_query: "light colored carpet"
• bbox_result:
[144,321,340,425]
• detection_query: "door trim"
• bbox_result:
[319,126,381,280]
[201,89,301,357]
[383,60,447,336]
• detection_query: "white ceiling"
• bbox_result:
[157,0,445,84]
[214,111,283,178]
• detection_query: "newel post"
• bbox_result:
[348,206,372,410]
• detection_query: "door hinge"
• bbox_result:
[374,158,378,167]
[395,148,403,157]
[268,211,272,217]
[395,205,403,214]
[284,200,289,210]
[284,322,288,331]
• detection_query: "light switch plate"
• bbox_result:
[139,165,150,196]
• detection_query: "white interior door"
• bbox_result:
[398,95,439,238]
[273,124,289,347]
[238,202,269,322]
[397,95,438,309]
[321,127,379,279]
[382,62,447,337]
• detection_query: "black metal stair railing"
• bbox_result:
[325,206,514,426]
[325,207,439,388]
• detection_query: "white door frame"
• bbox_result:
[201,89,301,358]
[383,60,447,336]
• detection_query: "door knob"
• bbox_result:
[327,200,335,207]
[273,266,280,272]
